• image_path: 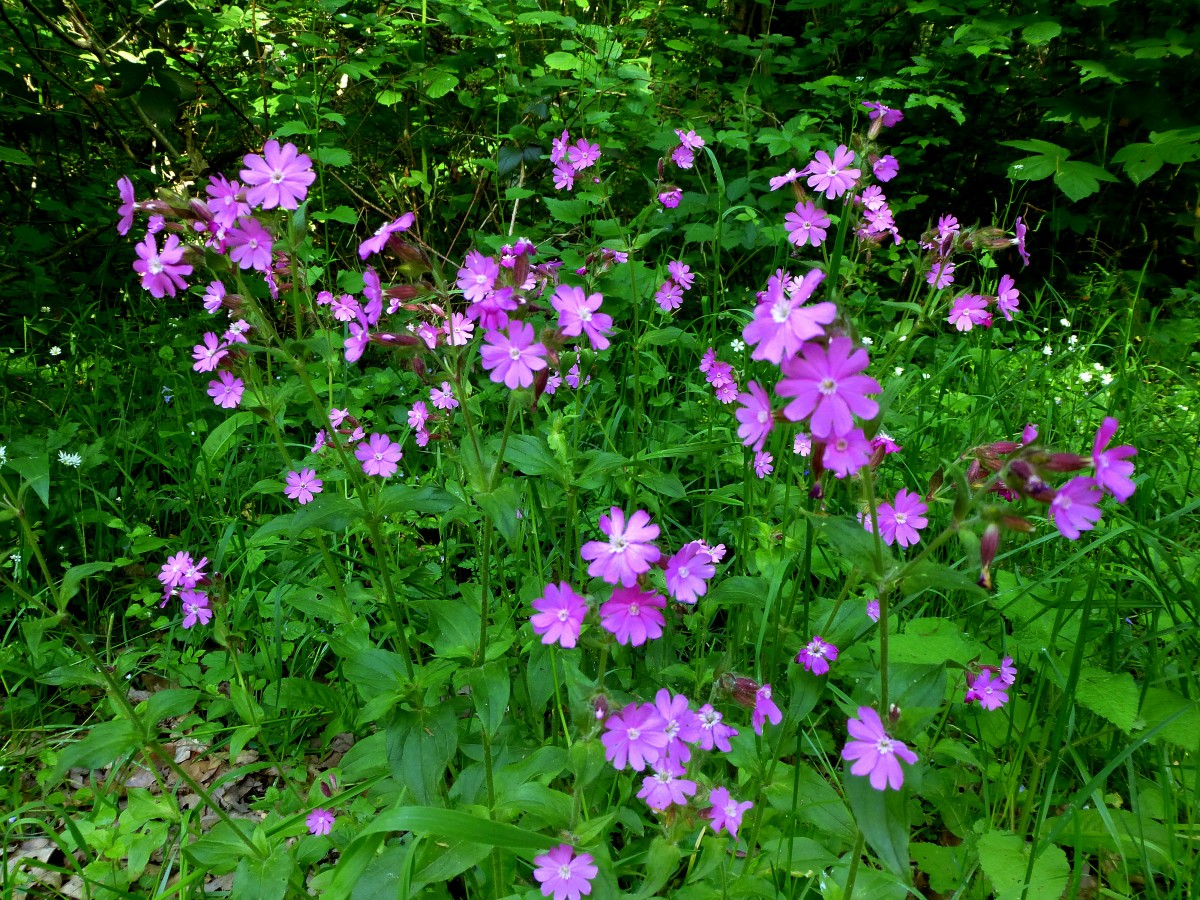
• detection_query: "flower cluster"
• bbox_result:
[550,130,602,192]
[700,348,739,403]
[654,260,696,312]
[656,128,705,209]
[158,550,213,628]
[964,656,1017,710]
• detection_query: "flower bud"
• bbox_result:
[888,704,901,725]
[1021,424,1039,445]
[927,467,945,497]
[410,356,426,378]
[592,695,609,721]
[970,226,1017,251]
[727,675,760,709]
[980,523,1000,570]
[383,284,428,301]
[387,237,431,271]
[867,117,884,141]
[369,332,421,347]
[1001,513,1036,533]
[512,252,531,291]
[1042,452,1088,473]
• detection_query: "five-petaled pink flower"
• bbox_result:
[776,337,881,439]
[842,706,918,791]
[743,269,836,364]
[797,635,838,675]
[948,294,991,332]
[355,433,403,478]
[117,176,137,235]
[802,145,860,200]
[1050,476,1103,540]
[180,589,212,629]
[696,703,738,752]
[358,212,414,259]
[599,586,666,646]
[995,274,1020,321]
[532,844,598,900]
[735,381,774,452]
[581,507,662,586]
[865,488,929,547]
[664,542,715,604]
[530,582,588,648]
[965,670,1009,710]
[552,284,613,351]
[192,333,229,373]
[480,321,549,390]
[658,188,682,208]
[704,787,753,838]
[284,468,323,505]
[457,250,499,303]
[431,382,458,410]
[240,140,316,210]
[824,428,873,478]
[753,450,773,478]
[306,808,335,836]
[861,100,904,128]
[1092,417,1136,503]
[785,201,831,248]
[602,702,669,771]
[207,371,245,409]
[667,261,695,290]
[226,217,275,272]
[752,684,782,735]
[133,232,192,298]
[638,758,698,811]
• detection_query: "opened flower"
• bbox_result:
[867,488,929,547]
[240,140,315,210]
[602,702,669,771]
[599,587,666,646]
[355,433,402,478]
[1092,417,1136,503]
[480,321,548,390]
[530,582,588,648]
[664,542,715,604]
[802,145,860,200]
[552,284,612,351]
[581,507,661,587]
[784,201,831,248]
[842,706,918,791]
[207,371,245,409]
[133,232,192,298]
[797,635,838,675]
[306,809,335,836]
[284,468,323,505]
[1050,476,1103,540]
[776,337,881,439]
[532,844,597,900]
[704,787,753,838]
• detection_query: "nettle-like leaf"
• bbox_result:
[976,831,1069,900]
[1000,139,1119,200]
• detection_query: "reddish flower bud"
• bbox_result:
[1042,452,1088,473]
[512,252,531,291]
[387,237,431,270]
[369,332,421,347]
[411,356,426,378]
[592,695,608,721]
[1001,513,1036,533]
[383,284,428,301]
[981,523,1000,570]
[727,675,760,709]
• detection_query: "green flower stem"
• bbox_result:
[842,829,867,899]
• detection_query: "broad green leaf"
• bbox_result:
[977,831,1069,900]
[140,688,200,725]
[843,768,910,874]
[386,705,458,804]
[1075,666,1138,732]
[186,819,256,871]
[378,483,458,516]
[315,147,352,167]
[805,512,890,579]
[343,648,410,702]
[7,452,50,508]
[234,842,294,900]
[289,494,364,537]
[911,842,967,892]
[1022,21,1062,44]
[543,197,587,224]
[202,411,255,465]
[1054,160,1117,201]
[52,719,142,780]
[361,805,557,854]
[426,71,459,99]
[463,661,510,738]
[503,434,568,484]
[59,561,117,608]
[544,51,580,71]
[1044,808,1177,873]
[0,146,34,166]
[889,618,982,666]
[312,205,358,224]
[1139,687,1200,750]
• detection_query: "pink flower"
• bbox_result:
[664,542,715,604]
[358,212,414,259]
[407,401,430,431]
[552,284,612,351]
[926,261,955,290]
[1000,656,1017,685]
[581,507,661,586]
[866,600,880,622]
[240,140,315,210]
[638,758,698,811]
[948,294,992,332]
[752,684,782,735]
[965,671,1009,710]
[796,635,838,675]
[469,286,519,331]
[671,144,695,169]
[133,232,192,298]
[704,787,753,838]
[753,450,774,478]
[444,313,475,345]
[735,381,774,452]
[802,145,860,200]
[872,432,902,455]
[872,155,899,182]
[1050,476,1103,540]
[306,808,335,836]
[769,168,802,191]
[205,175,250,229]
[207,371,245,409]
[180,590,212,629]
[355,433,403,478]
[192,333,229,373]
[995,274,1020,321]
[1092,417,1136,503]
[696,703,738,752]
[654,281,684,311]
[658,188,682,208]
[202,281,227,314]
[226,217,274,272]
[1015,216,1031,266]
[457,251,500,303]
[480,322,549,390]
[532,844,597,900]
[823,428,873,478]
[312,430,328,454]
[159,551,195,589]
[785,201,831,248]
[869,488,929,547]
[599,587,666,646]
[776,337,881,439]
[862,100,904,128]
[431,382,458,410]
[117,176,137,235]
[285,468,323,505]
[530,582,588,648]
[842,706,918,791]
[550,130,570,165]
[602,702,669,771]
[667,261,694,290]
[567,138,601,170]
[553,161,576,191]
[676,129,705,151]
[654,689,701,763]
[743,269,836,364]
[793,433,812,456]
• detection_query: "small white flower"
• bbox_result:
[58,450,82,468]
[40,306,50,313]
[922,372,930,380]
[1042,345,1053,356]
[897,334,907,342]
[1067,335,1078,347]
[1092,362,1105,371]
[0,445,6,466]
[729,338,745,352]
[1079,371,1093,383]
[1100,373,1113,385]
[893,366,904,376]
[861,336,874,346]
[1060,318,1071,327]
[49,346,61,357]
[1054,396,1062,404]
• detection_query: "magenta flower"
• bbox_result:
[480,322,549,390]
[431,382,458,410]
[552,284,612,351]
[180,590,212,629]
[947,294,992,332]
[995,274,1020,321]
[803,145,860,200]
[226,217,274,272]
[671,144,695,169]
[306,808,335,836]
[796,635,838,675]
[159,551,195,589]
[1050,476,1103,540]
[567,138,601,170]
[1015,216,1031,266]
[654,688,701,763]
[550,130,570,165]
[704,787,753,838]
[753,450,774,478]
[192,333,229,373]
[457,250,500,303]
[654,281,683,311]
[873,155,899,182]
[734,381,774,452]
[1000,656,1017,685]
[743,269,836,364]
[602,702,669,771]
[664,542,715,604]
[599,587,666,646]
[794,433,812,456]
[926,261,955,290]
[207,371,245,409]
[117,176,137,235]
[407,401,430,431]
[752,684,782,735]
[530,582,588,648]
[676,129,705,151]
[355,433,403,478]
[823,428,873,478]
[133,232,192,298]
[658,188,682,208]
[866,600,880,622]
[784,201,831,248]
[872,432,902,455]
[532,844,597,900]
[581,507,661,587]
[469,286,519,331]
[202,281,227,315]
[862,100,904,128]
[205,174,250,229]
[553,161,576,191]
[1092,416,1136,503]
[776,337,881,439]
[285,468,323,505]
[696,703,738,752]
[240,140,315,210]
[871,488,929,548]
[358,212,414,260]
[965,671,1009,710]
[667,261,695,290]
[638,758,698,811]
[842,706,918,791]
[769,168,802,191]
